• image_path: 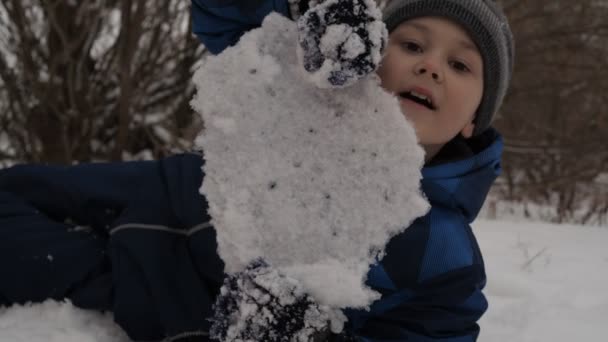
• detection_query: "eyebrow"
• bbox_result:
[400,22,479,53]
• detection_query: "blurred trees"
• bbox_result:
[493,0,608,224]
[0,0,204,163]
[0,0,607,224]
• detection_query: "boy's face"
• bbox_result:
[376,17,484,161]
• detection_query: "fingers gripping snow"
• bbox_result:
[210,260,332,342]
[297,0,387,88]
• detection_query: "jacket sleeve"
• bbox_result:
[0,189,109,306]
[191,0,291,54]
[343,212,488,341]
[0,153,210,234]
[0,159,151,306]
[0,154,221,341]
[0,159,154,233]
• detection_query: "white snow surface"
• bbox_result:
[190,13,428,309]
[474,219,608,342]
[0,301,130,342]
[1,219,607,341]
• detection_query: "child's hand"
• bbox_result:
[210,259,332,342]
[296,0,387,88]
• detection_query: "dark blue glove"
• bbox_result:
[296,0,387,88]
[210,259,332,341]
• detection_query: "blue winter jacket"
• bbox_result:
[189,3,499,339]
[0,130,502,342]
[0,3,501,341]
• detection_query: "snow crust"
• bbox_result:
[0,300,129,342]
[474,220,608,341]
[191,13,428,310]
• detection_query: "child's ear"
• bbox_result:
[460,121,476,139]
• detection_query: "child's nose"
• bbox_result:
[413,61,443,83]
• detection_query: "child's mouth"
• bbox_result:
[399,91,435,110]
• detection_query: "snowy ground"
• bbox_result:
[1,218,607,341]
[475,219,608,341]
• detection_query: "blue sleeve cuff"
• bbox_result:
[191,0,290,54]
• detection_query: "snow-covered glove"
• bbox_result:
[296,0,387,88]
[210,259,332,342]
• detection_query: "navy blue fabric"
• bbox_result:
[0,154,224,341]
[0,129,502,341]
[191,0,291,54]
[345,130,501,341]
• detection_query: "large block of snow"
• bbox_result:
[191,13,428,310]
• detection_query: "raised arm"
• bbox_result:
[191,0,292,54]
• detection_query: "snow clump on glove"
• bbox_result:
[210,259,335,342]
[297,0,387,88]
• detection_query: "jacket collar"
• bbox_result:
[421,128,503,223]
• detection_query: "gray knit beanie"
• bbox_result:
[383,0,514,136]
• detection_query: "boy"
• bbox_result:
[195,0,512,339]
[0,0,513,341]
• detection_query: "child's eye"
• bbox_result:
[401,41,423,53]
[450,60,471,73]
